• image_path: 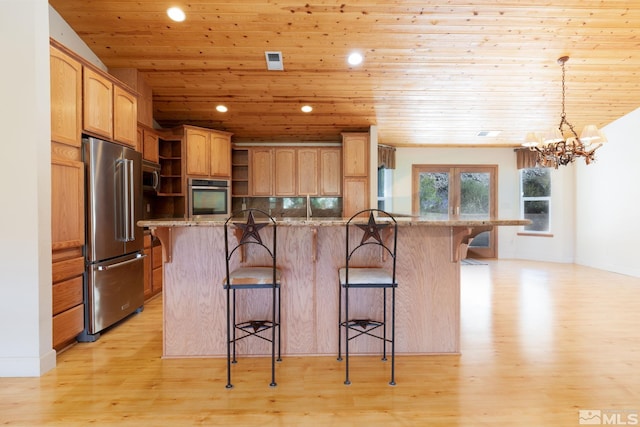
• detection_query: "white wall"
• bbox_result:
[0,0,55,376]
[48,5,106,71]
[393,147,576,261]
[575,107,640,277]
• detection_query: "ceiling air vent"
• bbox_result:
[265,51,284,71]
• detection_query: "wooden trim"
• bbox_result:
[517,232,554,238]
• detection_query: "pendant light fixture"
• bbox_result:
[523,56,607,168]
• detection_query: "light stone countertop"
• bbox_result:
[139,216,530,228]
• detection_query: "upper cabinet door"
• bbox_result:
[142,129,159,163]
[251,148,273,196]
[319,148,342,196]
[185,127,210,176]
[209,130,232,178]
[83,68,113,139]
[50,46,82,147]
[342,133,369,177]
[297,148,318,196]
[113,86,137,147]
[274,148,296,196]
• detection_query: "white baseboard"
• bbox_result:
[0,349,56,377]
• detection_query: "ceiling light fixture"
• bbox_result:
[301,105,313,113]
[347,52,363,66]
[216,105,228,113]
[167,7,186,22]
[523,56,606,168]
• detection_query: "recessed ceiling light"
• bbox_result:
[347,52,363,66]
[301,105,313,113]
[216,105,228,113]
[167,7,186,22]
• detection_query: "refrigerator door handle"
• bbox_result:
[96,253,146,271]
[127,159,135,242]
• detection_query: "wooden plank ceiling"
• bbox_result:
[49,0,640,146]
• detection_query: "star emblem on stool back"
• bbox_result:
[356,211,388,244]
[234,211,268,244]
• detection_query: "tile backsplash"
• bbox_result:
[231,197,342,218]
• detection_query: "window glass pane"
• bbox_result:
[522,169,550,197]
[419,172,449,218]
[524,200,550,231]
[460,172,490,218]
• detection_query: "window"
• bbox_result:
[520,168,551,233]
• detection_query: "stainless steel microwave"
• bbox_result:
[142,160,160,193]
[188,178,231,218]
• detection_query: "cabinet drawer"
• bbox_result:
[52,256,84,283]
[52,276,83,316]
[53,304,84,348]
[152,245,162,269]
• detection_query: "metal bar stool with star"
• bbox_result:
[223,208,281,388]
[337,209,398,385]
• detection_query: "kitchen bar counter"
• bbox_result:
[139,216,528,358]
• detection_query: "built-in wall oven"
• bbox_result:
[188,178,231,218]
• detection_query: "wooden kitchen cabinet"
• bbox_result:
[342,132,369,177]
[51,41,86,352]
[84,65,138,148]
[342,132,370,217]
[251,147,273,196]
[142,127,159,163]
[143,234,163,299]
[319,148,342,196]
[209,131,232,178]
[83,67,113,140]
[185,126,232,178]
[51,159,84,251]
[275,148,297,196]
[343,178,369,218]
[297,148,318,195]
[113,85,138,147]
[50,45,82,147]
[185,127,209,176]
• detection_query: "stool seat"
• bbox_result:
[339,267,394,286]
[226,267,281,287]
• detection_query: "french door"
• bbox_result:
[412,165,498,258]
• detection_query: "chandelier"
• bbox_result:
[523,56,607,168]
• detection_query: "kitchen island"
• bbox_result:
[139,217,527,358]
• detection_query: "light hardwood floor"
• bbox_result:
[1,260,639,426]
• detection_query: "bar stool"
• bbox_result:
[337,209,398,386]
[223,208,281,388]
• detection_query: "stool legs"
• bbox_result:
[390,286,396,386]
[338,285,396,386]
[225,287,233,389]
[226,286,280,389]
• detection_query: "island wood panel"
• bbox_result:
[314,225,460,355]
[162,227,226,357]
[158,223,461,358]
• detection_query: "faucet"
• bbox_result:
[306,194,312,220]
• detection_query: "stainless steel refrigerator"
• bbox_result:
[78,136,145,342]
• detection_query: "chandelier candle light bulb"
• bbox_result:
[523,56,607,168]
